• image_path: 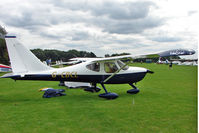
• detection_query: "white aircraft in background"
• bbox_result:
[156,57,170,64]
[1,36,195,99]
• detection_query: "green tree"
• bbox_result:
[0,38,9,65]
[31,49,97,62]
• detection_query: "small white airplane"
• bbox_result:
[0,64,12,72]
[1,36,195,99]
[156,57,169,64]
[51,60,82,67]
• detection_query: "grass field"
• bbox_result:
[0,63,197,133]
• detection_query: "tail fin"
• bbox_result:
[5,36,51,74]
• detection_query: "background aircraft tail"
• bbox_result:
[5,36,51,74]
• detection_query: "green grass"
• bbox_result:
[0,63,197,133]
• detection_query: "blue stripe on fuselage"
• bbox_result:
[11,72,147,84]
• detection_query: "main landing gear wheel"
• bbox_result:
[99,92,118,99]
[84,87,101,93]
[127,83,140,94]
[84,83,101,93]
[98,83,118,100]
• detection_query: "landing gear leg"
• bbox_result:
[84,83,101,92]
[59,81,65,86]
[98,83,118,99]
[93,83,101,92]
[100,83,108,93]
[127,83,140,94]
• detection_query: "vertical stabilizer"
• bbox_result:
[5,36,51,74]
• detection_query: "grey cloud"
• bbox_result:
[0,0,164,35]
[99,35,149,49]
[93,2,163,34]
[63,42,98,52]
[72,32,90,41]
[102,17,164,34]
[188,10,197,16]
[90,1,155,20]
[64,43,84,48]
[52,1,155,20]
[39,30,90,41]
[150,36,182,42]
[4,13,42,28]
[0,2,59,31]
[39,32,64,39]
[0,9,52,33]
[48,0,163,34]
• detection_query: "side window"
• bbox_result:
[104,62,118,73]
[86,63,100,72]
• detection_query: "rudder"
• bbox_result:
[5,36,51,74]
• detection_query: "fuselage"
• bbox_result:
[10,61,149,84]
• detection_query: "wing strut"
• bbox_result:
[103,62,130,83]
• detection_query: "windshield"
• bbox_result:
[117,60,129,70]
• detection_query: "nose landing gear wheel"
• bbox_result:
[127,89,139,94]
[127,83,140,94]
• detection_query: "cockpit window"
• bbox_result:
[104,62,118,73]
[117,60,129,70]
[86,63,100,72]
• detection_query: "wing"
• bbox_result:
[69,57,100,62]
[89,49,195,63]
[62,49,195,64]
[51,60,83,66]
[93,48,195,83]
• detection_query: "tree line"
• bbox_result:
[31,49,96,62]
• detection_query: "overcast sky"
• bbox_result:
[0,0,198,58]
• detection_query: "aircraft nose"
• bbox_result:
[188,49,195,55]
[147,69,154,74]
[190,49,195,55]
